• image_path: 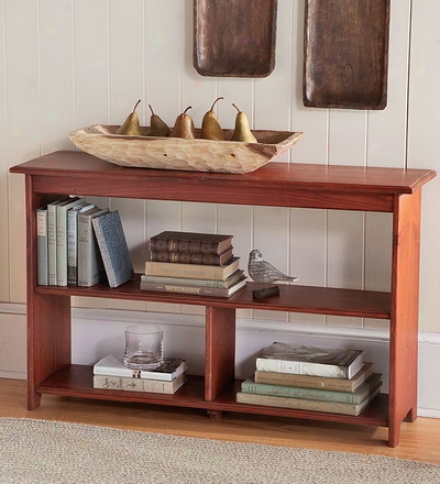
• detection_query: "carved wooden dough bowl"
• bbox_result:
[68,125,303,174]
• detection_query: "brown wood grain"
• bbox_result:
[9,151,436,447]
[304,0,390,109]
[194,0,277,77]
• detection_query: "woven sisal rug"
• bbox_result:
[1,418,439,484]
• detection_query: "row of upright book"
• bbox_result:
[141,230,247,297]
[37,208,247,298]
[236,342,382,416]
[36,196,133,288]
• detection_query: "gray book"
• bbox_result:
[91,210,133,288]
[77,206,109,287]
[36,205,48,285]
[56,197,87,286]
[67,202,95,285]
[47,197,69,285]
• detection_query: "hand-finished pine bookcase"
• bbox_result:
[10,151,436,447]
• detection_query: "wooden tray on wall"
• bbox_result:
[193,0,277,78]
[303,0,390,110]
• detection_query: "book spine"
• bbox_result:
[253,362,374,392]
[140,271,243,289]
[93,374,186,394]
[236,392,362,416]
[55,207,69,286]
[91,210,133,288]
[56,198,86,286]
[149,248,232,265]
[253,371,357,392]
[149,237,230,255]
[78,212,107,287]
[241,379,375,404]
[67,209,79,286]
[93,365,185,382]
[47,203,58,285]
[36,207,48,286]
[255,358,349,379]
[144,257,239,280]
[140,281,241,297]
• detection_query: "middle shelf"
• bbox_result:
[36,275,391,319]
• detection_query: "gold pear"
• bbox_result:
[170,106,196,139]
[116,99,143,136]
[201,97,225,141]
[231,103,258,143]
[147,104,170,137]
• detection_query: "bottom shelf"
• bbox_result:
[36,364,388,428]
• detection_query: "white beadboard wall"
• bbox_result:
[1,1,440,413]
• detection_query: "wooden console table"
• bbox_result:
[10,151,436,447]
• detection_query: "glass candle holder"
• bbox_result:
[123,324,164,370]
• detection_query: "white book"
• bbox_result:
[255,342,364,379]
[67,203,95,286]
[47,197,69,285]
[93,354,188,381]
[93,372,186,394]
[36,205,48,286]
[56,197,87,286]
[77,206,109,287]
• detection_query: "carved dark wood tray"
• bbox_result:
[193,0,277,78]
[303,0,390,110]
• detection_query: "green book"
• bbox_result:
[241,373,382,405]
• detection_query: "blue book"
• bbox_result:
[77,207,109,287]
[91,210,133,288]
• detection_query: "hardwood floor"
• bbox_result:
[1,377,440,465]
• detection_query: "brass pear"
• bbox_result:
[116,99,143,136]
[147,104,170,137]
[170,106,196,139]
[231,103,258,143]
[201,97,225,141]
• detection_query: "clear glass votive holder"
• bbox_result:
[123,324,164,370]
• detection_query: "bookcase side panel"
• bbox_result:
[205,307,236,401]
[26,176,72,409]
[388,190,421,447]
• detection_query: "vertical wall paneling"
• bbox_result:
[290,0,329,164]
[367,0,410,169]
[5,0,40,303]
[288,207,326,325]
[252,205,290,322]
[0,0,9,302]
[108,0,146,312]
[2,0,440,352]
[407,1,440,332]
[39,0,75,153]
[74,0,110,128]
[254,0,293,153]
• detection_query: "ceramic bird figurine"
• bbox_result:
[248,249,299,285]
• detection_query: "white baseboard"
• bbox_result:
[1,302,440,415]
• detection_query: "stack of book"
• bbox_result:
[93,354,188,394]
[36,197,133,288]
[141,230,247,297]
[236,342,383,416]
